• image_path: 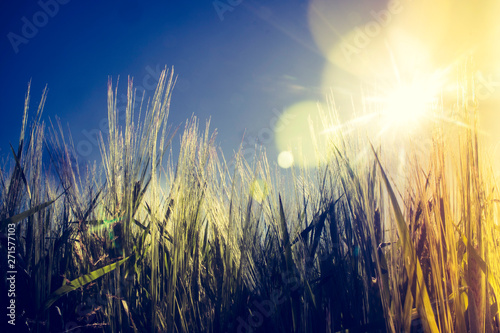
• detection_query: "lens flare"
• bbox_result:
[277,151,294,169]
[250,179,269,203]
[274,100,329,168]
[381,82,436,127]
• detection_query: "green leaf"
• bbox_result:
[371,143,439,333]
[0,193,62,230]
[40,256,131,312]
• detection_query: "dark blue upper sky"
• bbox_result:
[0,0,333,166]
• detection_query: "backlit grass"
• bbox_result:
[1,65,499,332]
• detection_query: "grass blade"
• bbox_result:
[371,143,439,333]
[41,256,131,312]
[0,192,62,230]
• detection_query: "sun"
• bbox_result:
[381,80,438,128]
[360,73,445,137]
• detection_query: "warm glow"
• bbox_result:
[274,100,330,168]
[277,151,294,169]
[381,82,436,127]
[250,179,269,203]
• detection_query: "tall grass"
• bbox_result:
[1,63,499,333]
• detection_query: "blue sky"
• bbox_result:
[0,0,333,167]
[2,1,499,172]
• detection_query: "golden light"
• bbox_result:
[274,100,329,168]
[308,0,451,81]
[380,81,437,128]
[310,0,500,89]
[307,0,500,167]
[277,151,294,169]
[250,179,269,203]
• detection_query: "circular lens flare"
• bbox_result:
[274,100,329,168]
[277,151,294,169]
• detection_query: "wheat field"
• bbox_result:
[0,64,499,332]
